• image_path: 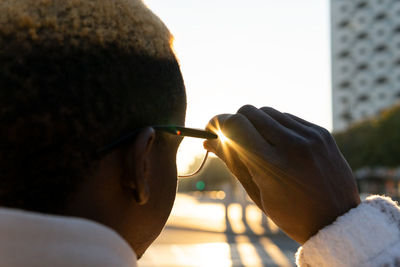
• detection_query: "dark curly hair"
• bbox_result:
[0,0,186,213]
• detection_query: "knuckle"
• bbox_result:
[283,112,296,121]
[238,104,257,115]
[318,127,332,140]
[288,133,317,152]
[304,128,332,149]
[308,127,332,145]
[260,106,275,114]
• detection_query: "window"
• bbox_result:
[375,45,387,52]
[376,76,388,84]
[357,32,368,40]
[339,81,351,89]
[339,50,350,58]
[341,111,353,121]
[358,94,370,102]
[357,64,368,71]
[375,13,386,21]
[339,20,350,28]
[356,1,367,9]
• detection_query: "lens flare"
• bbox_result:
[217,130,229,143]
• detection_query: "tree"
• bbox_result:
[334,104,400,170]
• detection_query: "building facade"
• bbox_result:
[331,0,400,132]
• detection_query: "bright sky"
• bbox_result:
[144,0,332,132]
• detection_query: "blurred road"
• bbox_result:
[140,193,299,267]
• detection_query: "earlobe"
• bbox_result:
[122,127,155,205]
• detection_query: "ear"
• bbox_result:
[122,127,156,205]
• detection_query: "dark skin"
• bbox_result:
[205,105,361,244]
[63,103,359,258]
[64,125,183,258]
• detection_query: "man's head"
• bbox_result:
[0,0,185,256]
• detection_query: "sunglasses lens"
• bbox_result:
[176,137,207,177]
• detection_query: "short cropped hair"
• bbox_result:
[0,0,186,213]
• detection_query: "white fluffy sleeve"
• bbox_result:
[296,195,400,267]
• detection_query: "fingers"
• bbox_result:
[259,107,312,136]
[283,112,317,128]
[238,105,298,145]
[204,114,265,209]
[204,105,329,169]
[283,112,335,147]
[205,112,273,155]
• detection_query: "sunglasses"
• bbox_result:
[97,125,218,178]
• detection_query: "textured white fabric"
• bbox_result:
[0,208,137,267]
[296,195,400,267]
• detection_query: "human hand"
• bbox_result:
[205,105,360,244]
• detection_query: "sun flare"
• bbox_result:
[217,130,228,143]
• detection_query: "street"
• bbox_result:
[140,193,299,267]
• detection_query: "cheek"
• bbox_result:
[125,145,178,257]
[149,147,178,224]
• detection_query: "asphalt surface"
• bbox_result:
[140,193,300,267]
